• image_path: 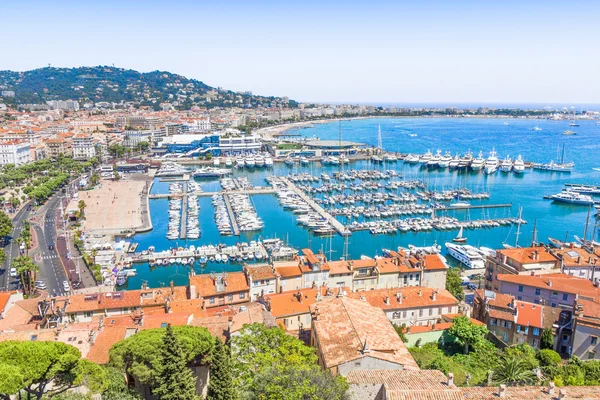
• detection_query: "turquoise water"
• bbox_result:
[123,117,600,290]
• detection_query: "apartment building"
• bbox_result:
[551,247,600,282]
[72,134,96,161]
[0,140,31,165]
[188,272,250,309]
[243,264,277,301]
[45,137,73,158]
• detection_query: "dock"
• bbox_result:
[149,187,276,200]
[280,177,351,236]
[434,203,512,212]
[180,181,188,239]
[223,194,241,236]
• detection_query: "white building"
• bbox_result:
[0,140,31,166]
[72,135,96,161]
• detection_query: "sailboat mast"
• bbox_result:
[339,120,344,174]
[583,206,591,241]
[515,207,522,247]
[561,143,565,164]
[531,218,538,246]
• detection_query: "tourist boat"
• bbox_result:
[499,155,513,172]
[448,154,460,169]
[445,243,486,269]
[513,155,525,174]
[563,130,576,135]
[426,150,442,168]
[225,158,233,167]
[470,151,485,171]
[484,149,499,174]
[548,190,595,205]
[438,152,452,169]
[193,167,232,178]
[419,150,433,164]
[245,156,256,168]
[255,155,265,167]
[452,226,467,243]
[265,156,273,167]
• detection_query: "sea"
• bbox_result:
[121,117,600,290]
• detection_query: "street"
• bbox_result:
[0,203,32,291]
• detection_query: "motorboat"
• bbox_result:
[470,151,485,171]
[265,156,274,167]
[548,190,595,205]
[426,150,442,168]
[193,167,232,178]
[300,157,310,165]
[484,149,499,174]
[213,157,220,166]
[513,155,525,174]
[438,152,452,169]
[532,124,542,131]
[255,155,265,167]
[419,150,433,164]
[235,157,245,168]
[499,155,513,172]
[563,130,576,135]
[448,154,460,169]
[245,156,256,168]
[225,158,233,167]
[445,243,487,269]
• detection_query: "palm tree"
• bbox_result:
[492,355,538,386]
[12,256,39,295]
[78,200,86,219]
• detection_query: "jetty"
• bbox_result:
[149,187,276,200]
[280,177,351,236]
[180,181,188,239]
[434,203,512,212]
[223,194,241,236]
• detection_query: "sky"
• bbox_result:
[1,0,599,104]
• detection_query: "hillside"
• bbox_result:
[0,66,295,110]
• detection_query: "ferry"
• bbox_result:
[445,243,487,269]
[484,149,499,174]
[513,155,525,174]
[499,155,513,172]
[193,167,232,178]
[548,190,595,205]
[470,151,485,171]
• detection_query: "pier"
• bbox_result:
[179,181,188,239]
[223,194,241,236]
[434,203,512,212]
[280,177,351,236]
[149,187,276,200]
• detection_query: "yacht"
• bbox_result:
[235,156,245,168]
[245,156,256,168]
[484,149,499,174]
[264,156,274,167]
[225,158,233,167]
[532,124,542,131]
[427,150,442,168]
[371,155,383,163]
[470,151,485,171]
[438,152,452,169]
[533,145,574,172]
[213,157,220,166]
[419,150,433,164]
[563,130,576,135]
[445,243,487,269]
[405,154,420,164]
[549,190,595,205]
[458,150,473,169]
[384,153,398,162]
[300,157,310,165]
[156,162,189,177]
[193,167,232,178]
[499,155,513,172]
[255,155,265,167]
[448,154,460,169]
[512,155,525,174]
[285,157,295,166]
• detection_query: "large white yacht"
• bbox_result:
[499,155,513,172]
[470,151,485,171]
[549,190,595,205]
[438,151,453,169]
[427,150,442,168]
[419,150,433,164]
[484,149,499,174]
[445,243,487,269]
[512,155,525,174]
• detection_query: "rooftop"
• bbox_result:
[497,273,600,299]
[347,286,459,310]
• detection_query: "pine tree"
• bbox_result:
[153,324,198,400]
[206,339,236,400]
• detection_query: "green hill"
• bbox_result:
[0,66,295,110]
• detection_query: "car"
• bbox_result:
[36,282,47,290]
[467,274,480,280]
[62,280,70,292]
[467,283,478,290]
[48,243,55,251]
[9,268,17,277]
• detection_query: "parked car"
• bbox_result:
[9,268,17,277]
[467,283,478,290]
[62,280,70,292]
[36,281,47,290]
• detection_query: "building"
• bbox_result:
[347,287,460,327]
[0,140,31,165]
[123,130,152,148]
[72,134,96,161]
[47,100,80,111]
[485,246,559,291]
[244,264,277,301]
[551,247,600,282]
[496,273,600,308]
[188,272,250,309]
[273,261,303,292]
[473,290,560,348]
[299,249,330,289]
[45,137,73,158]
[309,296,419,376]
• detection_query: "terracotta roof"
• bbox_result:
[406,322,452,334]
[244,264,276,281]
[0,292,14,314]
[424,254,449,271]
[310,297,418,370]
[488,309,515,321]
[497,273,600,299]
[265,287,346,319]
[553,247,598,267]
[66,291,148,313]
[347,287,459,310]
[346,370,462,400]
[190,303,271,341]
[140,312,192,330]
[274,264,302,278]
[375,258,401,274]
[578,299,600,320]
[351,259,377,268]
[515,301,543,328]
[87,326,130,364]
[327,260,353,275]
[461,385,600,399]
[497,246,558,265]
[302,248,320,265]
[188,272,249,297]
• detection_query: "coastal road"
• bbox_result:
[0,202,33,291]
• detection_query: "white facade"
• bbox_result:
[219,134,262,154]
[0,140,31,166]
[72,136,96,161]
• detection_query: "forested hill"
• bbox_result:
[0,66,295,109]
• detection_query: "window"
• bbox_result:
[589,351,596,360]
[228,294,233,301]
[517,325,521,333]
[419,309,423,317]
[210,297,215,304]
[439,307,443,315]
[592,337,598,345]
[535,288,541,296]
[415,273,420,281]
[533,328,540,336]
[161,322,167,328]
[506,321,512,328]
[429,308,433,316]
[239,292,245,299]
[562,293,569,301]
[524,326,529,335]
[551,303,557,308]
[490,318,495,326]
[402,311,407,318]
[403,276,408,284]
[409,274,413,281]
[518,285,524,293]
[84,311,93,318]
[552,291,558,299]
[253,281,258,287]
[517,296,523,301]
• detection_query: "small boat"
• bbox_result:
[148,246,156,252]
[175,257,182,264]
[215,254,222,262]
[563,130,576,135]
[169,258,176,264]
[162,259,169,266]
[453,227,467,243]
[199,256,208,264]
[532,124,542,131]
[221,254,228,263]
[254,251,263,260]
[209,256,215,262]
[449,201,471,208]
[181,258,188,265]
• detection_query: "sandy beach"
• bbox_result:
[70,179,147,232]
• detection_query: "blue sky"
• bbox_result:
[1,0,598,104]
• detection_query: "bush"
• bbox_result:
[537,349,562,367]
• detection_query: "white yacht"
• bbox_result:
[235,156,245,168]
[427,150,442,168]
[255,155,265,167]
[225,158,233,167]
[549,190,595,205]
[445,243,487,269]
[300,157,310,165]
[438,151,452,169]
[512,155,525,174]
[213,157,220,166]
[419,150,433,164]
[532,124,542,131]
[193,167,232,178]
[156,162,189,177]
[264,156,274,167]
[449,154,460,169]
[245,156,256,168]
[405,154,420,163]
[499,155,513,172]
[470,151,485,171]
[484,149,499,174]
[458,150,473,169]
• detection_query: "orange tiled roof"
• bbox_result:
[244,264,276,281]
[265,287,346,319]
[375,258,400,274]
[274,264,302,278]
[497,246,558,265]
[326,260,353,275]
[347,287,459,310]
[515,301,543,328]
[87,326,130,364]
[497,273,600,298]
[553,247,597,267]
[189,272,249,297]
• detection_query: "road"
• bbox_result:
[1,203,33,291]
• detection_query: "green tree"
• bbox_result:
[446,268,465,301]
[541,328,554,350]
[447,316,488,354]
[0,249,6,266]
[12,255,39,295]
[492,354,539,386]
[0,340,106,399]
[0,211,13,242]
[536,349,562,368]
[109,326,214,392]
[102,366,142,400]
[78,200,87,219]
[206,339,236,400]
[503,344,539,370]
[153,324,198,400]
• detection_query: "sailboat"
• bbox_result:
[453,226,467,243]
[532,124,542,131]
[502,207,523,248]
[532,144,574,172]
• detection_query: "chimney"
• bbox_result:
[418,289,422,297]
[396,292,402,303]
[360,295,366,301]
[548,279,552,287]
[447,373,454,387]
[189,285,197,299]
[297,291,303,303]
[499,384,506,397]
[558,389,567,399]
[548,381,555,395]
[578,256,582,264]
[432,290,438,301]
[266,297,272,311]
[385,296,390,305]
